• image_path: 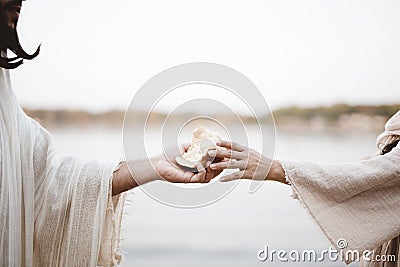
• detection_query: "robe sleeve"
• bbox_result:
[280,146,400,264]
[31,119,126,267]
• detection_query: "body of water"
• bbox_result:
[49,126,380,267]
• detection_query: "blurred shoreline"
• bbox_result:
[24,103,400,134]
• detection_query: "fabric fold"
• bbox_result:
[281,147,400,264]
[377,110,400,149]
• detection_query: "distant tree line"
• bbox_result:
[273,104,400,122]
[23,103,400,127]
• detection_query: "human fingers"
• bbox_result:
[190,162,207,183]
[210,160,246,171]
[216,140,245,152]
[204,161,215,182]
[219,170,245,182]
[208,149,243,160]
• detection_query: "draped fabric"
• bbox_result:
[281,111,400,266]
[377,110,400,150]
[367,236,400,267]
[0,55,126,266]
[369,125,400,267]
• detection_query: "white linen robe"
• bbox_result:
[0,62,125,266]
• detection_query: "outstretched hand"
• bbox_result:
[153,143,222,183]
[208,140,287,184]
[112,144,223,196]
[154,159,213,183]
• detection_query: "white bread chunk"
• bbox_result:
[176,127,221,171]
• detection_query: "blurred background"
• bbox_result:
[10,0,400,266]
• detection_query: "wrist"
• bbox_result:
[112,162,137,196]
[149,157,163,181]
[268,160,286,184]
[129,157,162,185]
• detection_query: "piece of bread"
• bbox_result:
[176,127,221,172]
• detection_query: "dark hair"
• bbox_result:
[381,140,400,155]
[0,30,40,69]
[0,2,40,69]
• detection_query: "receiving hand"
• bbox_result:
[112,144,222,196]
[208,140,287,184]
[153,143,222,183]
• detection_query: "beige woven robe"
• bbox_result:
[0,58,126,266]
[281,111,400,266]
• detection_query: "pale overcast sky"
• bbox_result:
[10,0,400,113]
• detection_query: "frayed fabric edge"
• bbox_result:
[279,160,355,265]
[278,160,298,200]
[97,162,127,267]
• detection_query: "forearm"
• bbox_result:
[111,159,160,196]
